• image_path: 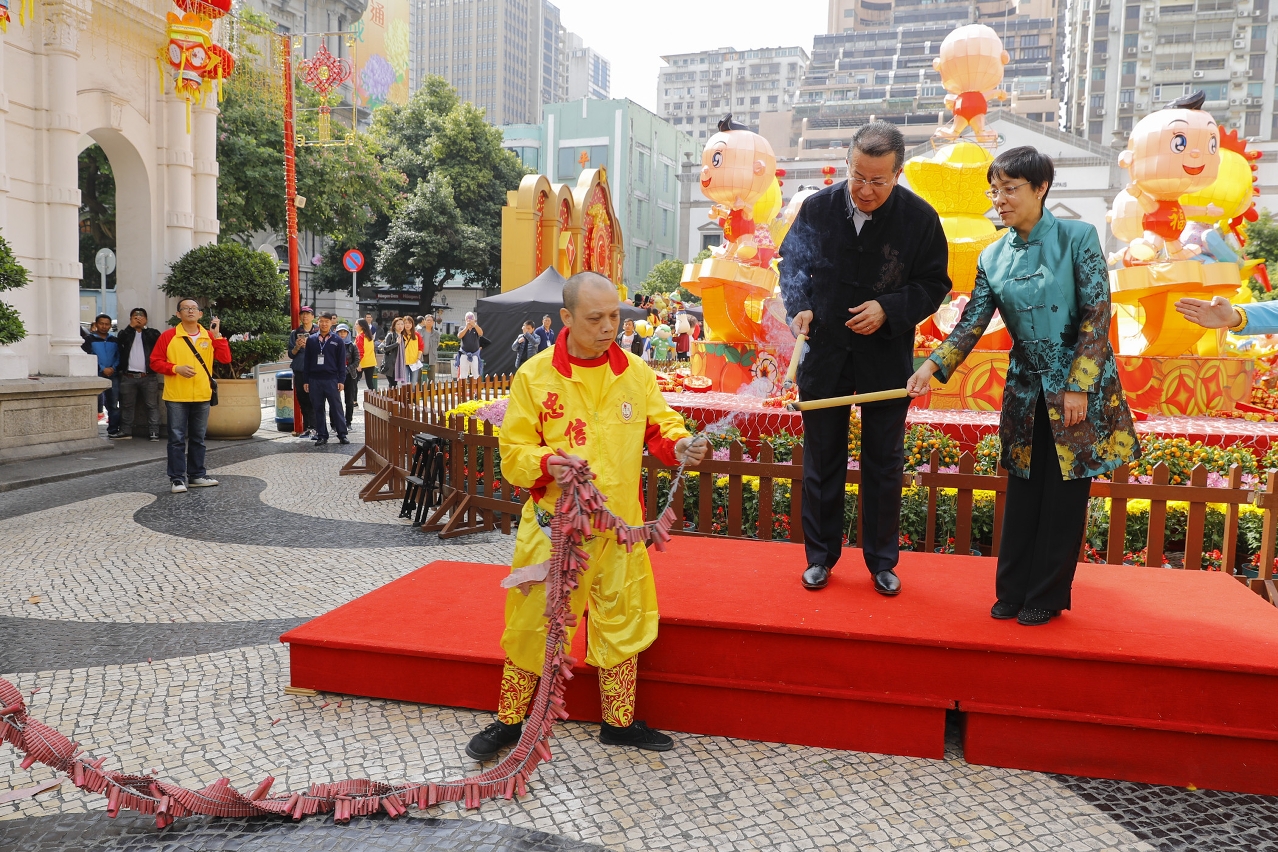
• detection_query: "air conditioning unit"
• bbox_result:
[1096,107,1106,116]
[1136,101,1147,109]
[1141,73,1150,81]
[1111,24,1120,32]
[1243,97,1255,105]
[1235,39,1247,48]
[1256,8,1265,14]
[1230,97,1241,105]
[1194,70,1206,78]
[1096,53,1109,59]
[1232,70,1244,77]
[1126,47,1138,55]
[1144,12,1154,21]
[1141,44,1152,52]
[1248,69,1256,76]
[1239,9,1252,16]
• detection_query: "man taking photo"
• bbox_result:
[151,299,229,493]
[115,308,161,441]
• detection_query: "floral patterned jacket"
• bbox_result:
[927,210,1140,481]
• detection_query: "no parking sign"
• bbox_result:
[343,249,364,299]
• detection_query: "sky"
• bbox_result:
[548,0,828,112]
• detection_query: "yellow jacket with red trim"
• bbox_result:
[151,325,232,403]
[498,328,690,525]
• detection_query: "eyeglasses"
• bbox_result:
[985,182,1029,200]
[177,305,201,312]
[848,177,892,189]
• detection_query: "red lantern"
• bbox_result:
[823,178,834,186]
[775,168,787,177]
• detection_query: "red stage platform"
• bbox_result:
[281,538,1278,795]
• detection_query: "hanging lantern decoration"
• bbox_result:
[299,44,353,143]
[157,0,235,133]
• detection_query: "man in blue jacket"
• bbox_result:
[303,313,348,446]
[81,314,121,437]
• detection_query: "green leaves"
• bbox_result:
[0,231,29,345]
[162,242,288,377]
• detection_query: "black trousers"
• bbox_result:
[996,393,1093,611]
[800,356,910,574]
[295,376,314,431]
[343,378,358,426]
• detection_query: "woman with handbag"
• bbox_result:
[907,147,1140,626]
[378,318,403,389]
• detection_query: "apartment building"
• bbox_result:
[1062,0,1278,145]
[566,32,611,101]
[655,46,811,141]
[786,0,1063,156]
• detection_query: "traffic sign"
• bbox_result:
[94,248,116,276]
[342,249,365,273]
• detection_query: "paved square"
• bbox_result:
[2,439,1276,851]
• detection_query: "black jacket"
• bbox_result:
[304,332,347,380]
[779,181,951,401]
[114,326,162,374]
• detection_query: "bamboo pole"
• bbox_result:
[785,388,909,411]
[782,333,806,389]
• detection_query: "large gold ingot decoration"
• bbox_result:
[500,169,626,297]
[681,256,775,343]
[1110,260,1240,357]
[904,142,1001,293]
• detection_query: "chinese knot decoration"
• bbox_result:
[157,0,236,132]
[300,44,353,142]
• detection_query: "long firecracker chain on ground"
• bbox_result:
[0,449,689,829]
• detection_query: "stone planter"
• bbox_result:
[205,378,262,440]
[0,376,110,462]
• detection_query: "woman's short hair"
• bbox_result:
[987,146,1055,203]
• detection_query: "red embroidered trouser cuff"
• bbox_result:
[599,656,637,728]
[496,658,539,725]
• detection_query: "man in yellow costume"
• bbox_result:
[465,272,708,761]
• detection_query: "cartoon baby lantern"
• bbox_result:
[1117,91,1223,262]
[933,25,1010,146]
[701,115,777,265]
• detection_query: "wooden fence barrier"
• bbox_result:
[342,379,1278,605]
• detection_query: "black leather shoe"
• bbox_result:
[315,438,328,446]
[1017,607,1060,626]
[465,720,522,761]
[991,601,1020,620]
[599,720,674,751]
[338,437,351,445]
[873,569,901,596]
[801,563,829,590]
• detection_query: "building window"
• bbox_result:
[1093,40,1108,54]
[701,233,721,251]
[1119,89,1134,104]
[737,97,745,105]
[1021,35,1039,48]
[1092,67,1105,81]
[1090,94,1105,109]
[662,208,669,236]
[1122,62,1136,76]
[1088,120,1103,142]
[1194,58,1225,71]
[1119,115,1134,132]
[557,144,608,181]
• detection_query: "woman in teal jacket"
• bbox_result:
[907,147,1141,626]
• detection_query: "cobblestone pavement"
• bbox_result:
[1,442,1275,851]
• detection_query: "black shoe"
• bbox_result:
[991,601,1020,620]
[801,564,830,590]
[599,720,674,752]
[465,720,522,761]
[315,438,328,446]
[148,434,160,442]
[873,569,901,596]
[338,437,351,445]
[1017,607,1060,626]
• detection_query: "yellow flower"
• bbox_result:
[1070,356,1100,387]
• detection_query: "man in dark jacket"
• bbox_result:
[511,320,539,371]
[337,323,361,428]
[289,307,317,436]
[303,313,348,446]
[114,308,162,441]
[779,121,951,597]
[82,314,120,437]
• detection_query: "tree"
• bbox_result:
[0,232,30,345]
[216,12,401,247]
[1244,209,1278,302]
[78,145,115,291]
[162,243,289,377]
[637,249,711,302]
[349,77,527,313]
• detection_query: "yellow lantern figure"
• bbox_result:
[1116,91,1222,262]
[700,115,777,265]
[932,25,1010,146]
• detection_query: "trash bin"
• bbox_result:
[275,370,294,432]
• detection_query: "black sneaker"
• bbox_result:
[149,434,160,442]
[599,720,674,752]
[1017,607,1060,626]
[465,720,522,761]
[338,437,351,445]
[990,601,1020,620]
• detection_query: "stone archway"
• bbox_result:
[78,126,156,325]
